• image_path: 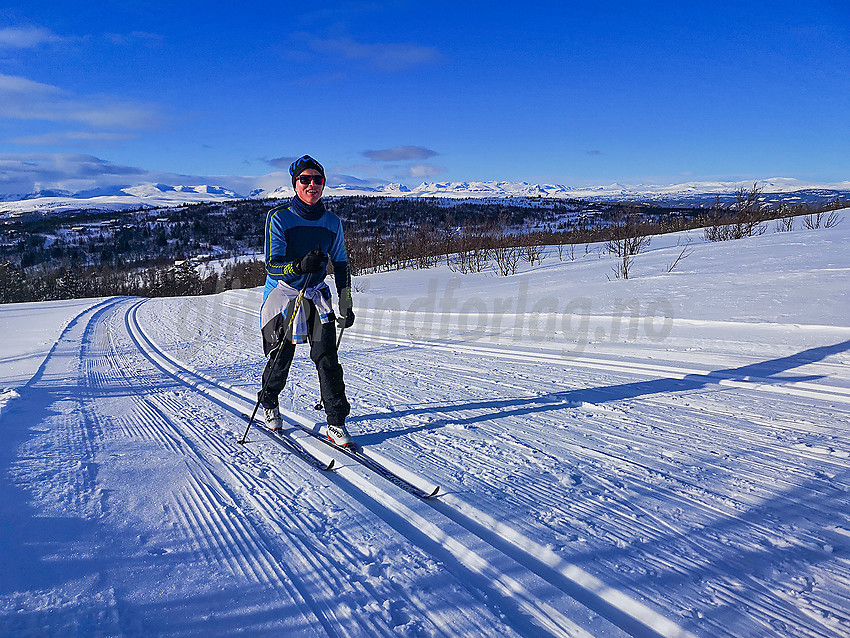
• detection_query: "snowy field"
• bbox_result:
[1,215,849,637]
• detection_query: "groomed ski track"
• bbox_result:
[0,293,690,637]
[3,256,848,636]
[123,295,685,638]
[139,284,850,638]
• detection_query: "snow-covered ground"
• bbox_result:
[1,215,849,637]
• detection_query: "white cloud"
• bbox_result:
[407,163,444,179]
[309,36,441,72]
[0,72,164,131]
[9,132,136,146]
[0,26,62,49]
[363,145,439,161]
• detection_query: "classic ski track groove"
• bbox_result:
[125,298,599,637]
[94,306,299,587]
[122,297,711,638]
[357,346,850,637]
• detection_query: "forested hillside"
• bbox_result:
[1,189,842,303]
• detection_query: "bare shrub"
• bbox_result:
[775,216,794,233]
[492,245,521,276]
[606,207,651,279]
[556,243,576,261]
[447,222,490,274]
[803,211,843,229]
[521,241,546,267]
[704,183,768,241]
[666,237,694,273]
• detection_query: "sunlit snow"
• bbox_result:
[1,214,849,636]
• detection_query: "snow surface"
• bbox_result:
[1,215,849,636]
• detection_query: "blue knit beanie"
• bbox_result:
[290,155,325,187]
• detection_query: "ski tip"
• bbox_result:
[325,459,336,471]
[425,486,441,498]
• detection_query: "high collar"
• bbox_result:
[291,195,325,221]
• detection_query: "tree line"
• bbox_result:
[1,189,844,303]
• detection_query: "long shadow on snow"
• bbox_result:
[565,447,850,636]
[0,298,120,596]
[349,340,850,634]
[0,298,301,636]
[361,338,850,636]
[353,339,850,445]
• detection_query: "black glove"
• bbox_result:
[338,309,355,329]
[293,249,327,275]
[337,287,353,328]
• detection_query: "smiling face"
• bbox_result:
[294,169,325,206]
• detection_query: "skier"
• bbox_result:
[258,155,355,446]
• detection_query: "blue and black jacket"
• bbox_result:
[263,196,351,303]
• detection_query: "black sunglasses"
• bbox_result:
[297,175,326,185]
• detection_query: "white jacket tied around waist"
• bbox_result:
[261,279,334,345]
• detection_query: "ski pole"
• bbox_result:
[238,276,311,445]
[314,324,346,411]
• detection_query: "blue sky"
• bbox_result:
[1,1,848,196]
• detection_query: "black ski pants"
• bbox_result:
[258,301,350,426]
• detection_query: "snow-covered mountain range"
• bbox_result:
[2,177,849,216]
[257,176,850,203]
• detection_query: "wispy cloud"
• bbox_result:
[363,145,439,161]
[9,132,136,146]
[103,31,164,46]
[0,153,147,193]
[0,72,164,130]
[0,26,63,49]
[407,163,444,179]
[266,156,299,170]
[360,146,443,181]
[0,73,59,97]
[309,36,441,72]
